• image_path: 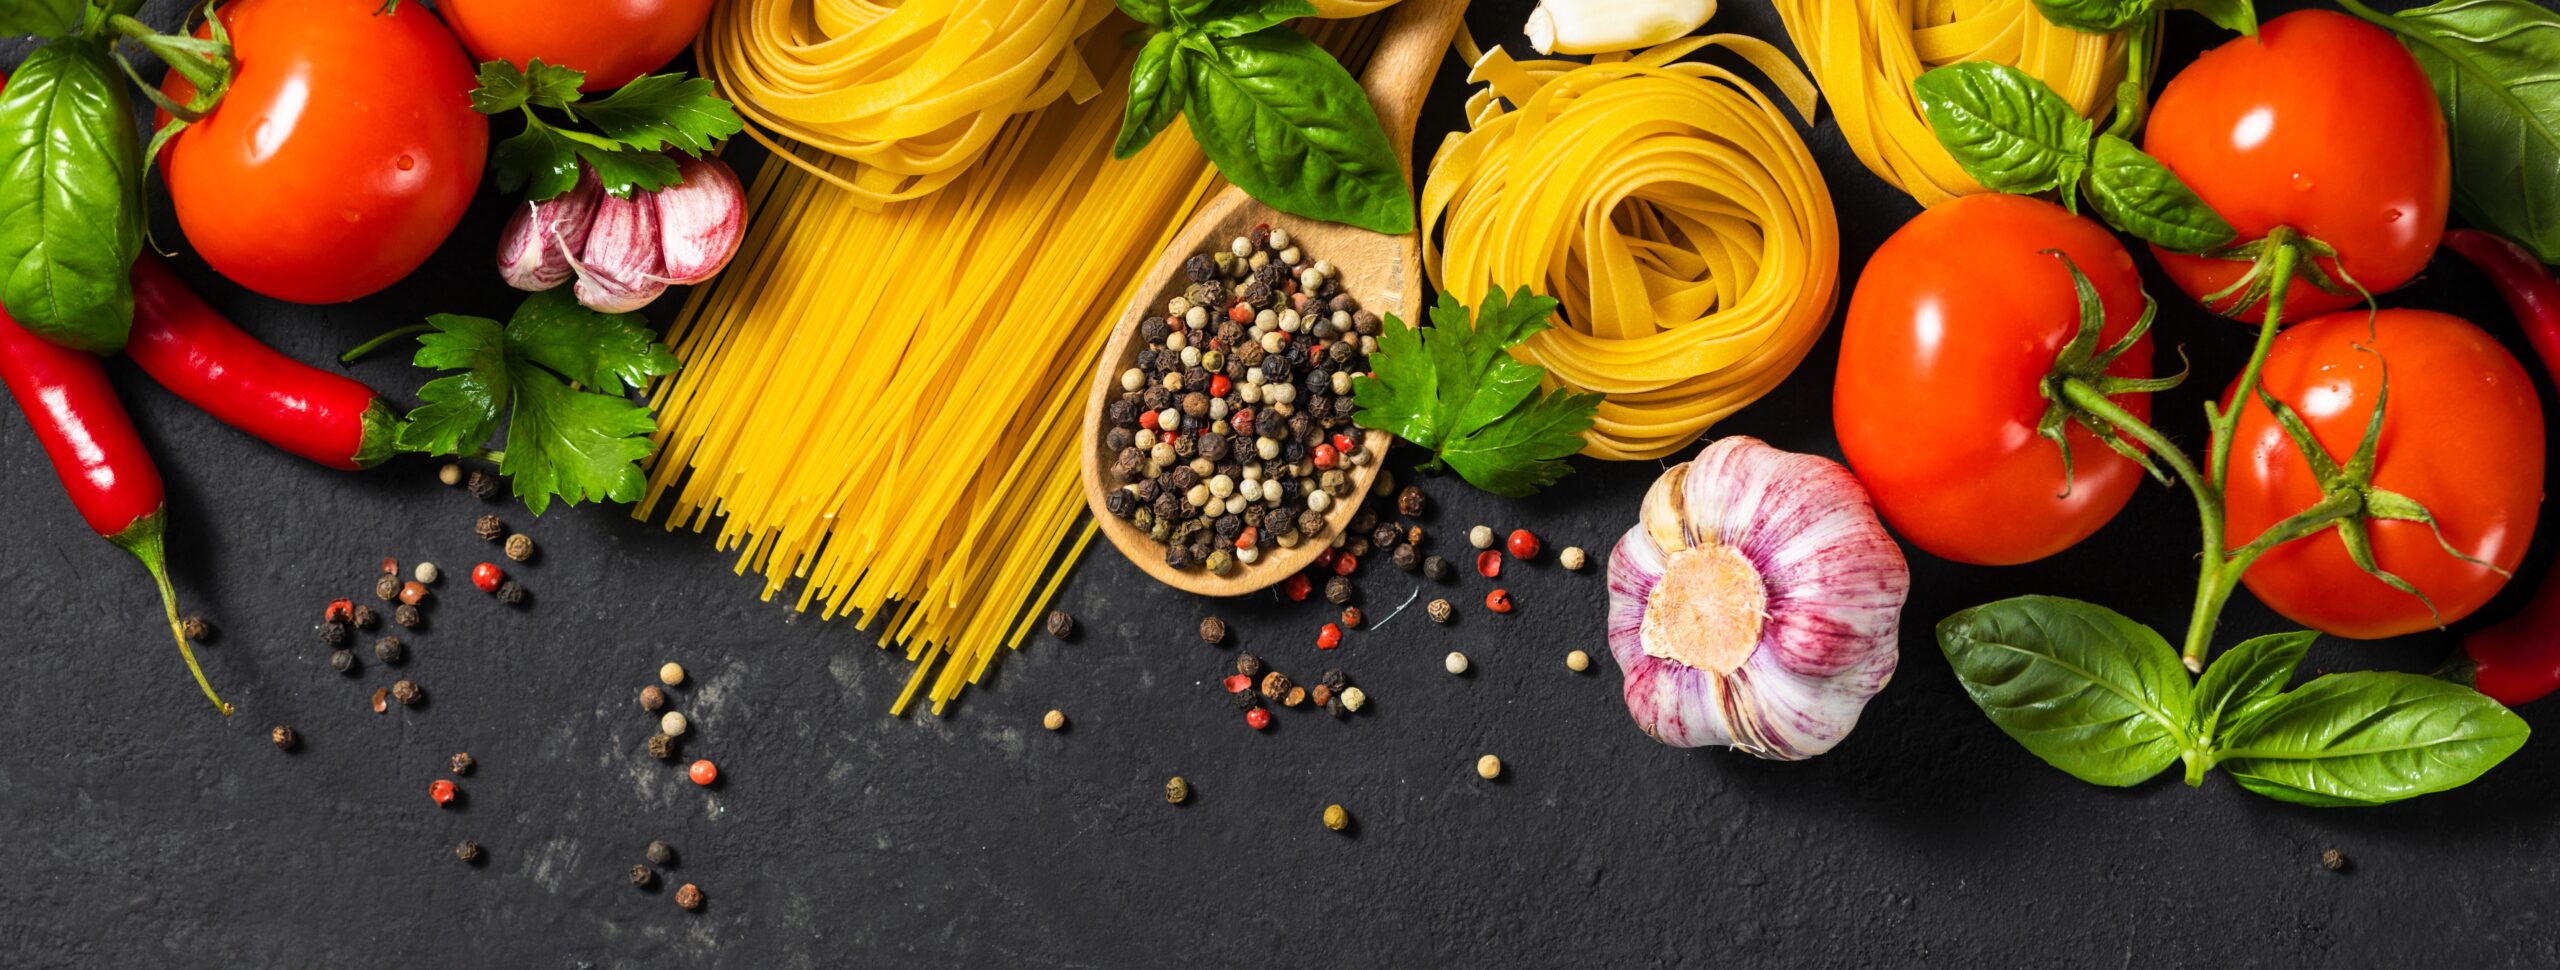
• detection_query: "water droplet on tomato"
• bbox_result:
[396,154,416,171]
[2386,208,2405,223]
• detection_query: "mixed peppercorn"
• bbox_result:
[1100,225,1383,574]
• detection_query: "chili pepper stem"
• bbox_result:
[108,510,233,716]
[340,324,435,364]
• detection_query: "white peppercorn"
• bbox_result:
[438,463,462,486]
[1566,649,1592,672]
[1469,525,1495,549]
[660,662,686,686]
[660,712,689,737]
[1121,368,1144,391]
[1341,686,1367,712]
[1445,651,1469,675]
[1560,545,1589,571]
[1268,227,1291,249]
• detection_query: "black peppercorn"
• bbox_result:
[1297,508,1325,537]
[1104,489,1137,518]
[1263,509,1296,539]
[647,841,675,866]
[1134,479,1161,503]
[1253,262,1288,290]
[1241,278,1274,309]
[1140,318,1170,344]
[475,514,505,541]
[1370,524,1401,549]
[1324,575,1353,605]
[1328,341,1356,365]
[1186,280,1225,308]
[1183,252,1217,284]
[450,751,475,775]
[329,649,356,674]
[641,685,668,712]
[1231,685,1261,710]
[270,725,296,751]
[455,839,482,864]
[1197,432,1229,461]
[1397,486,1426,517]
[1045,610,1075,640]
[1214,514,1244,541]
[1200,616,1228,645]
[349,604,377,631]
[1326,695,1349,718]
[1236,651,1263,678]
[374,574,401,601]
[1321,668,1348,691]
[374,636,404,665]
[1261,354,1292,383]
[675,884,704,911]
[393,603,423,628]
[391,680,423,706]
[181,613,213,642]
[647,733,676,759]
[496,580,526,606]
[466,469,498,500]
[1284,441,1308,464]
[1423,554,1451,581]
[1143,385,1172,411]
[317,620,347,646]
[1353,310,1381,336]
[1167,466,1200,492]
[1164,543,1191,570]
[630,864,656,888]
[1392,544,1420,572]
[1259,671,1293,700]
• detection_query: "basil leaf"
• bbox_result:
[1114,31,1189,159]
[1199,0,1317,37]
[2354,0,2560,263]
[2190,631,2312,746]
[1937,596,2194,787]
[2030,0,2153,33]
[2217,672,2528,807]
[0,37,143,353]
[1914,62,2095,205]
[0,0,84,36]
[2169,0,2257,35]
[1184,27,1414,234]
[1116,0,1173,28]
[2084,133,2238,253]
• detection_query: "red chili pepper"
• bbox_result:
[1281,573,1311,602]
[1476,549,1503,578]
[1331,553,1358,577]
[0,307,229,715]
[472,562,504,593]
[2442,229,2560,706]
[127,254,395,470]
[1245,707,1272,731]
[1223,673,1253,693]
[1316,623,1342,650]
[1507,529,1541,560]
[1485,589,1514,613]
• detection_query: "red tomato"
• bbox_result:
[1835,194,2154,566]
[2224,309,2543,639]
[160,0,485,304]
[2144,11,2449,324]
[438,0,717,92]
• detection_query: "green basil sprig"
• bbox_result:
[2340,0,2560,264]
[1940,597,2530,804]
[0,34,144,352]
[1914,61,2235,253]
[1111,0,1415,234]
[2032,0,2256,35]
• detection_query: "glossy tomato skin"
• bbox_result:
[1835,193,2153,566]
[2145,10,2448,324]
[2227,309,2543,639]
[438,0,716,92]
[160,0,485,304]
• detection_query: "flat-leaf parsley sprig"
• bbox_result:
[1351,286,1600,497]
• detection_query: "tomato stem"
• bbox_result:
[2207,229,2300,490]
[2102,13,2161,142]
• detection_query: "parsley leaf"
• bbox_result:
[390,290,681,514]
[578,74,745,155]
[1350,286,1599,497]
[470,59,583,114]
[471,60,739,200]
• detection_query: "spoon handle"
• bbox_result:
[1360,0,1471,173]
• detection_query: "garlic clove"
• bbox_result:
[1525,0,1717,56]
[497,167,603,291]
[649,154,745,286]
[563,188,668,314]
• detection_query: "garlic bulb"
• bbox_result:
[1608,436,1908,759]
[1526,0,1717,55]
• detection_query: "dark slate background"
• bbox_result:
[4,0,2555,966]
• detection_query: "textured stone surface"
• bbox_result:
[2,1,2557,966]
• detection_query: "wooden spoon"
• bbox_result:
[1079,0,1468,596]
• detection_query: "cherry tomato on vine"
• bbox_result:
[2143,10,2448,324]
[438,0,718,92]
[1835,193,2154,567]
[2224,309,2543,640]
[158,0,486,304]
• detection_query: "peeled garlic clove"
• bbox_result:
[650,154,745,286]
[1607,436,1908,760]
[498,168,604,292]
[563,189,668,314]
[1525,0,1716,55]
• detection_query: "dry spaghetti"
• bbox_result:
[1770,0,2126,206]
[1421,34,1839,461]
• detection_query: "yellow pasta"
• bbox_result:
[646,18,1379,715]
[1769,0,2126,206]
[696,0,1114,205]
[1312,0,1404,16]
[1422,34,1839,461]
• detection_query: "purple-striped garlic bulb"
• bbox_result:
[1607,436,1909,759]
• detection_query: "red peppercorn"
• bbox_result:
[1507,529,1541,560]
[1210,374,1232,397]
[1224,673,1253,693]
[472,562,504,593]
[1245,707,1272,731]
[380,556,399,575]
[1331,432,1356,455]
[1229,303,1254,324]
[1313,548,1337,569]
[429,779,458,807]
[1476,549,1502,578]
[1331,553,1358,577]
[1140,410,1160,431]
[689,759,719,786]
[1281,573,1311,602]
[1234,526,1259,550]
[323,598,354,624]
[1316,623,1342,650]
[1486,589,1514,613]
[1231,409,1254,437]
[1311,444,1338,470]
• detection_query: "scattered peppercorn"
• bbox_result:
[329,649,356,675]
[1476,549,1502,579]
[659,662,686,687]
[1323,575,1353,605]
[1281,574,1312,601]
[1236,652,1264,679]
[317,620,347,646]
[1316,623,1342,650]
[474,514,505,541]
[1397,485,1425,517]
[450,752,475,775]
[1506,529,1541,560]
[647,734,676,760]
[630,864,656,888]
[1259,671,1293,701]
[1559,545,1588,571]
[1566,649,1592,673]
[1339,606,1362,629]
[181,613,213,642]
[374,574,401,601]
[1486,589,1514,614]
[1427,599,1454,624]
[1223,673,1254,695]
[496,580,526,606]
[1164,776,1191,805]
[455,839,481,864]
[675,884,704,911]
[1341,686,1368,712]
[1322,804,1350,832]
[1320,668,1347,691]
[1422,554,1451,581]
[1043,709,1067,731]
[413,562,440,584]
[371,686,390,714]
[1331,553,1358,577]
[351,604,378,630]
[466,469,498,500]
[472,562,503,593]
[1477,754,1502,780]
[640,685,668,712]
[1311,684,1333,708]
[689,759,719,786]
[1391,543,1420,572]
[1468,525,1494,549]
[374,636,404,665]
[398,582,428,606]
[661,711,689,737]
[1444,652,1469,675]
[429,779,458,807]
[2322,849,2348,873]
[380,556,400,576]
[439,463,463,486]
[646,841,674,866]
[1199,616,1228,645]
[503,532,533,562]
[1245,707,1272,730]
[1284,686,1308,708]
[270,725,296,751]
[1045,610,1075,639]
[392,680,423,706]
[393,603,422,628]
